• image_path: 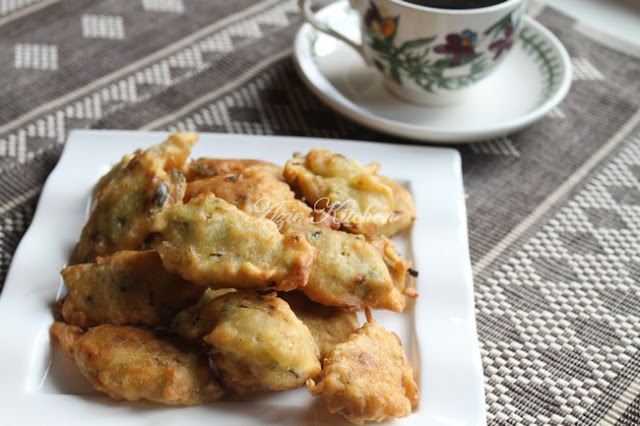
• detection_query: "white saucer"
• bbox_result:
[293,1,572,144]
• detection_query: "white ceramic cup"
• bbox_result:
[299,0,527,104]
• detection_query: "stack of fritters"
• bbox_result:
[51,135,420,424]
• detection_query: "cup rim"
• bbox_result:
[387,0,524,14]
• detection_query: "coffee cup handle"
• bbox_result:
[298,0,367,62]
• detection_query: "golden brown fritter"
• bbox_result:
[197,291,321,393]
[285,222,406,312]
[92,153,134,200]
[184,167,314,229]
[280,291,359,359]
[60,250,204,328]
[52,139,421,420]
[185,158,283,181]
[368,236,418,300]
[172,288,237,342]
[50,322,224,405]
[72,133,197,264]
[283,149,397,237]
[150,194,317,291]
[377,176,416,237]
[51,321,84,359]
[183,168,405,311]
[307,310,419,424]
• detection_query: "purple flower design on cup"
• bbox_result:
[433,30,478,67]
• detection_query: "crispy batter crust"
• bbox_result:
[200,291,321,393]
[184,167,412,312]
[185,158,283,181]
[72,133,196,264]
[50,322,224,405]
[185,168,314,229]
[172,288,237,342]
[50,321,84,359]
[283,149,396,237]
[55,139,420,420]
[307,310,419,424]
[286,222,406,312]
[280,291,359,359]
[377,176,415,237]
[368,236,418,300]
[151,194,317,291]
[61,250,204,328]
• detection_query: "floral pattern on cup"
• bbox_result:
[433,30,479,67]
[364,2,396,38]
[489,24,516,59]
[364,1,520,93]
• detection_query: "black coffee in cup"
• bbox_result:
[401,0,506,9]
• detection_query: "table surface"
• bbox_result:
[551,0,640,46]
[0,1,639,425]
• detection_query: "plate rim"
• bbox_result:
[0,129,486,425]
[293,1,573,144]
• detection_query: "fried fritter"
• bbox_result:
[184,168,315,229]
[172,288,237,342]
[151,194,317,291]
[283,149,397,237]
[280,291,359,359]
[72,133,197,264]
[285,222,406,312]
[197,291,321,393]
[61,250,204,328]
[307,310,419,424]
[377,176,415,237]
[50,322,224,405]
[92,153,134,199]
[184,169,405,311]
[368,236,418,300]
[182,168,401,310]
[186,158,283,181]
[51,320,84,359]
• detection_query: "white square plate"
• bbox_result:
[0,130,486,425]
